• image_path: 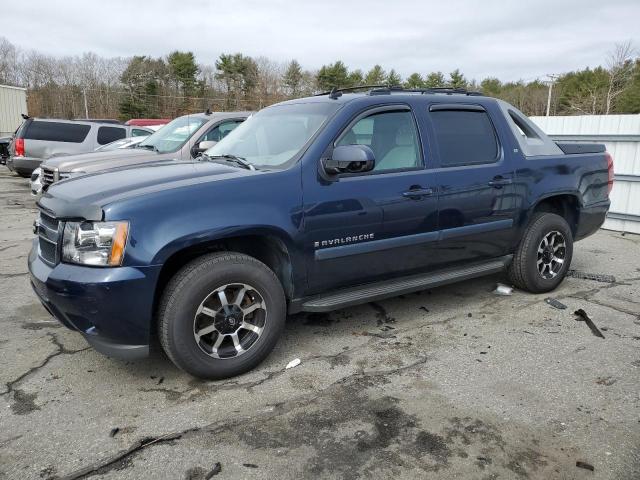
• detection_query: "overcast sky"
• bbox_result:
[4,0,639,81]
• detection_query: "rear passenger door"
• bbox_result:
[425,104,518,268]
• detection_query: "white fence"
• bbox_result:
[531,114,640,235]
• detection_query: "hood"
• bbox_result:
[41,148,171,172]
[38,160,256,220]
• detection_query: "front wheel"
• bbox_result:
[158,252,286,379]
[508,212,573,293]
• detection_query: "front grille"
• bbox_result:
[41,167,57,187]
[37,210,61,265]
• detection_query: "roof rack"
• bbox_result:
[314,85,482,99]
[369,86,482,96]
[314,85,389,99]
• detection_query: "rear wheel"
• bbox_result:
[508,212,573,293]
[158,252,286,379]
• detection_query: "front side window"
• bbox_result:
[24,121,91,143]
[132,128,151,137]
[201,120,243,142]
[206,102,339,168]
[336,110,421,172]
[430,110,499,166]
[137,116,207,154]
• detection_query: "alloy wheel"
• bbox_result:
[193,283,267,359]
[536,230,566,279]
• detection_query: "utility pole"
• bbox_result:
[545,74,558,117]
[83,88,89,119]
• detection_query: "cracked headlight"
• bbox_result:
[62,221,129,266]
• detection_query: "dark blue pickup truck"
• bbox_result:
[29,87,613,379]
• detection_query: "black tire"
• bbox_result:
[508,212,573,293]
[158,252,286,379]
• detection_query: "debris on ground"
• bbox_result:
[567,270,616,283]
[109,427,120,437]
[205,462,222,478]
[285,358,301,369]
[493,284,513,295]
[596,376,616,386]
[157,377,164,385]
[242,463,259,468]
[545,297,567,310]
[574,309,605,339]
[575,460,595,471]
[419,306,429,312]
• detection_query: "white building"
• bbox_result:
[0,84,27,137]
[532,114,640,235]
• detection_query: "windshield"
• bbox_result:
[205,102,339,168]
[138,116,207,153]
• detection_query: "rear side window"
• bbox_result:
[430,110,499,166]
[97,126,127,145]
[23,121,91,143]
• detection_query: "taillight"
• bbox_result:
[15,138,25,157]
[605,152,614,195]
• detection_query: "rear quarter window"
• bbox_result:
[430,110,499,166]
[23,121,91,143]
[97,126,127,145]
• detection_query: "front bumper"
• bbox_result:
[28,240,161,360]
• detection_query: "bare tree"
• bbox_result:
[605,41,636,114]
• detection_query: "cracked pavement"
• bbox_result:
[0,169,639,479]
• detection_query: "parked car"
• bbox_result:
[30,167,42,196]
[0,136,11,164]
[29,87,612,379]
[125,118,170,129]
[6,118,152,177]
[37,111,249,190]
[94,136,148,152]
[29,137,150,196]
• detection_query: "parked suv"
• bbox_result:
[29,87,612,379]
[6,118,152,177]
[37,111,249,190]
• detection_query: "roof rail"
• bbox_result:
[314,85,390,99]
[314,85,483,99]
[369,86,482,96]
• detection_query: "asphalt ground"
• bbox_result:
[0,168,639,479]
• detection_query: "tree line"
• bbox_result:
[0,36,638,120]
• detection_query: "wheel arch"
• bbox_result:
[527,193,582,237]
[152,229,300,329]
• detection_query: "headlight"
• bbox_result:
[62,221,129,267]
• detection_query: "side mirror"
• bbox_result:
[322,144,375,175]
[192,140,217,155]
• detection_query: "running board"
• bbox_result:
[292,255,512,313]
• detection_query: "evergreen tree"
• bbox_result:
[405,73,424,89]
[365,65,386,85]
[283,59,303,96]
[387,69,402,86]
[424,71,445,88]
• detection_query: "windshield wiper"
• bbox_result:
[204,154,255,171]
[137,144,159,152]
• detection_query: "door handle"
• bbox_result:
[402,187,434,199]
[488,177,513,188]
